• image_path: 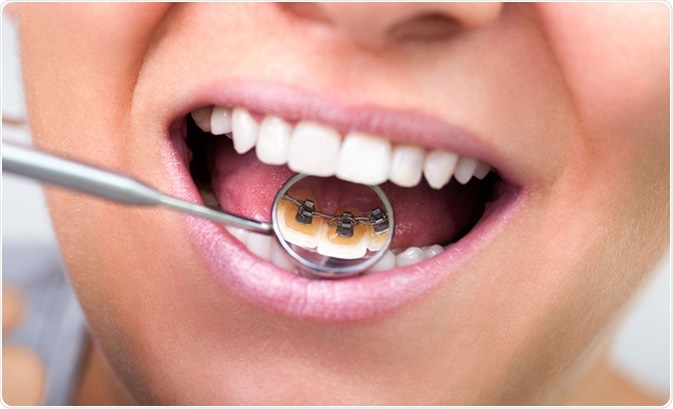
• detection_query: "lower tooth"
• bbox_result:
[198,188,220,208]
[227,225,443,272]
[246,233,273,262]
[395,247,427,267]
[423,244,444,258]
[367,250,396,273]
[271,239,296,271]
[226,226,249,243]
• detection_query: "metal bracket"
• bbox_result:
[295,199,315,225]
[336,212,355,238]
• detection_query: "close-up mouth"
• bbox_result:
[164,84,525,321]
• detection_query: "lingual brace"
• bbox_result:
[282,195,390,238]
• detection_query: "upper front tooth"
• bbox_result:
[336,132,391,185]
[288,121,341,176]
[191,106,213,132]
[389,144,425,187]
[256,115,292,165]
[423,149,459,190]
[210,106,233,135]
[453,156,479,185]
[232,108,259,154]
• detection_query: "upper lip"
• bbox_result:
[161,80,525,322]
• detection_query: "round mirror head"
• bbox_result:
[272,174,394,278]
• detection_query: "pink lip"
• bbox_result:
[162,82,525,322]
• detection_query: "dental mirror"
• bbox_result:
[272,174,394,278]
[2,142,394,279]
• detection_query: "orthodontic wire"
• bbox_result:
[281,194,388,228]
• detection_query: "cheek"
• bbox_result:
[538,3,668,111]
[15,3,171,162]
[535,4,669,260]
[537,3,669,168]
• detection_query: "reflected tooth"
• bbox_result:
[423,244,444,259]
[389,144,425,187]
[423,149,459,190]
[210,106,233,135]
[271,239,297,271]
[336,132,391,185]
[231,108,259,154]
[453,156,479,185]
[317,222,368,260]
[366,225,388,252]
[246,232,273,262]
[473,160,491,180]
[276,200,322,249]
[256,115,292,165]
[288,121,341,176]
[367,250,396,273]
[395,247,427,267]
[191,106,213,132]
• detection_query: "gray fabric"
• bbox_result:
[2,244,87,406]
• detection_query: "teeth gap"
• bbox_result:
[182,108,505,275]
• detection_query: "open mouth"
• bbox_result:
[165,89,522,320]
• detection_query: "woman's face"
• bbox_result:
[14,3,669,405]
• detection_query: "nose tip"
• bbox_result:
[283,2,504,48]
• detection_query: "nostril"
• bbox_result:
[387,13,463,43]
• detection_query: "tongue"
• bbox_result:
[208,137,485,249]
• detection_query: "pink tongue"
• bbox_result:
[208,138,483,249]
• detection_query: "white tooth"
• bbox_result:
[288,121,341,176]
[225,226,249,244]
[423,244,444,259]
[423,149,459,190]
[276,201,322,249]
[317,238,368,260]
[210,106,233,135]
[317,224,368,260]
[389,144,425,187]
[256,115,292,165]
[191,106,213,132]
[395,247,427,267]
[473,160,491,180]
[336,132,391,185]
[271,239,297,271]
[231,108,259,154]
[453,156,479,185]
[366,250,396,273]
[246,232,273,262]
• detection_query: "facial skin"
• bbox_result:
[11,3,669,405]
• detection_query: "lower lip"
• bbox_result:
[162,137,523,323]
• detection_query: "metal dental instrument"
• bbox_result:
[2,141,273,234]
[2,141,394,278]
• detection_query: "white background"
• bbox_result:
[2,12,670,398]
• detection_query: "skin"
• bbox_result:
[9,2,669,405]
